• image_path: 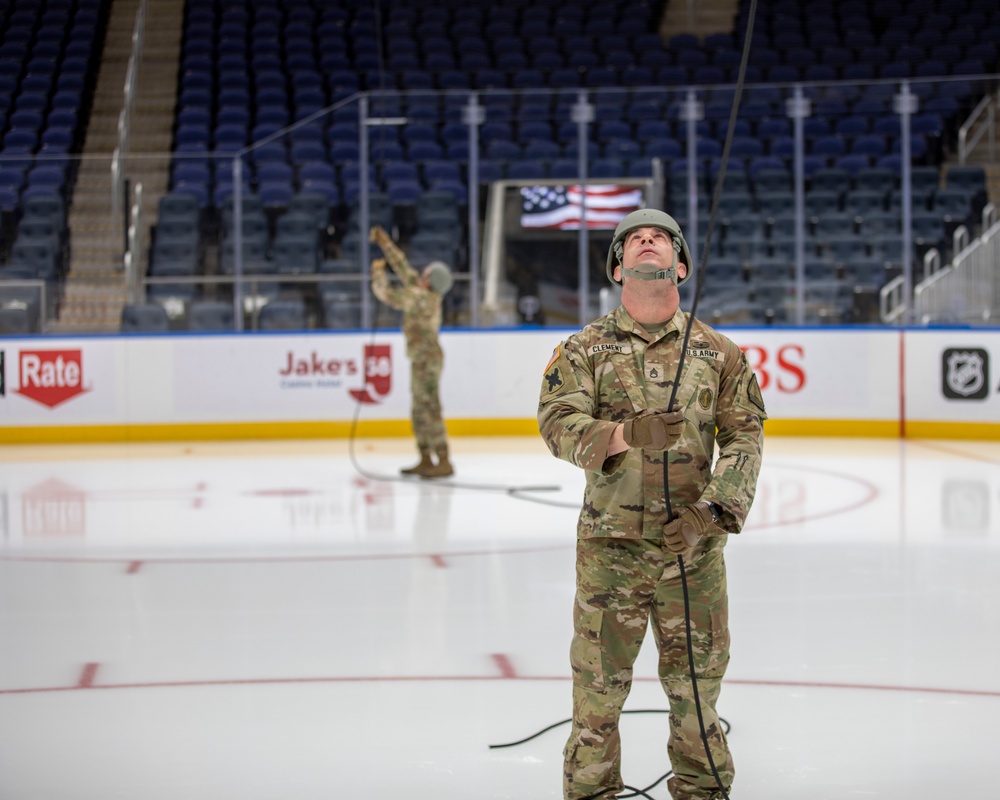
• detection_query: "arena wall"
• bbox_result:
[1,327,998,443]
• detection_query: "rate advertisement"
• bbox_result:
[0,340,119,425]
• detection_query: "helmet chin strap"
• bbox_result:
[622,263,678,282]
[618,236,682,283]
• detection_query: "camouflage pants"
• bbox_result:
[564,538,733,800]
[410,354,447,450]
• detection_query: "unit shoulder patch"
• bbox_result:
[541,344,581,400]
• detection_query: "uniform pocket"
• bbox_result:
[687,359,724,421]
[569,606,607,692]
[704,592,731,678]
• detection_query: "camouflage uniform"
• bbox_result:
[538,305,767,800]
[371,238,448,451]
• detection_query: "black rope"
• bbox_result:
[489,708,731,749]
[661,3,759,798]
[489,709,732,799]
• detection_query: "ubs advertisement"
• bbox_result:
[728,328,900,421]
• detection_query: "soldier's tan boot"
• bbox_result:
[400,447,433,476]
[419,446,454,479]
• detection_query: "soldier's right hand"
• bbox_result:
[663,502,713,558]
[621,405,685,450]
[369,225,390,245]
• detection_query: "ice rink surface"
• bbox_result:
[1,435,998,799]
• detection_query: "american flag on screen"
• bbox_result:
[519,185,644,230]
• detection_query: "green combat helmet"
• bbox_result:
[425,261,454,295]
[605,208,693,286]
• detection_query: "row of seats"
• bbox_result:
[0,191,67,328]
[154,161,986,270]
[693,258,892,291]
[181,4,998,77]
[314,128,942,163]
[736,0,997,45]
[146,186,464,313]
[0,0,108,333]
[120,296,363,333]
[152,0,994,331]
[316,58,996,95]
[329,108,949,143]
[172,132,962,211]
[141,176,475,330]
[708,227,949,266]
[170,58,985,216]
[178,0,998,102]
[0,0,103,177]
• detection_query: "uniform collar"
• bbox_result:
[614,306,686,341]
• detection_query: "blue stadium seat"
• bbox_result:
[187,300,235,331]
[118,297,173,332]
[258,299,308,330]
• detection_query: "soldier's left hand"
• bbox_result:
[663,502,715,558]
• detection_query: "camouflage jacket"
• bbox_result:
[371,238,443,362]
[538,306,767,544]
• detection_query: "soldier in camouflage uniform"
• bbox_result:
[537,209,767,800]
[370,225,454,478]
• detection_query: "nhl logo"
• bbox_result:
[942,348,989,400]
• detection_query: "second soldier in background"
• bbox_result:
[370,224,455,478]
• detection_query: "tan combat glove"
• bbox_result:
[663,501,720,559]
[622,405,685,450]
[369,224,392,247]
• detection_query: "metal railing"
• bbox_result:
[300,80,937,329]
[913,204,1000,324]
[958,88,998,164]
[111,0,147,247]
[124,182,144,304]
[140,271,471,331]
[0,279,49,333]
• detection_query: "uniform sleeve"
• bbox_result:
[379,234,419,287]
[371,265,409,310]
[700,343,767,533]
[537,339,621,473]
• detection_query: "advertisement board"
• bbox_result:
[1,326,998,443]
[903,330,1000,438]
